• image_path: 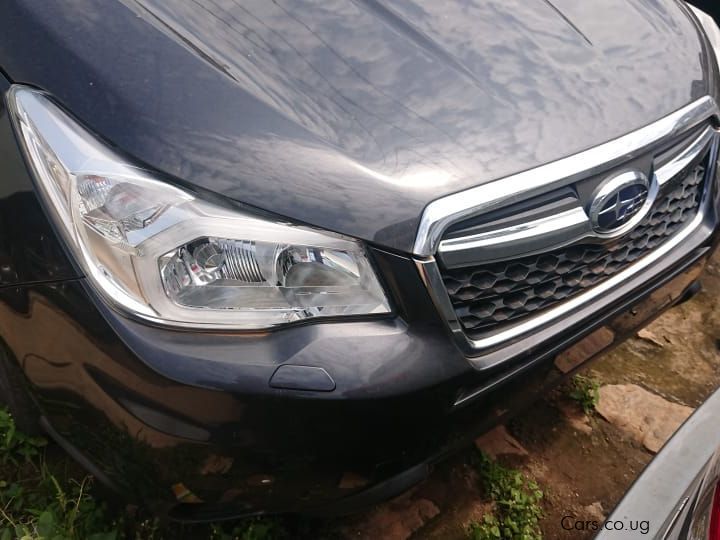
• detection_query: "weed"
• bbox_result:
[0,408,290,539]
[569,375,601,414]
[467,452,543,540]
[0,410,46,466]
[0,461,120,539]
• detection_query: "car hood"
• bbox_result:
[0,0,711,252]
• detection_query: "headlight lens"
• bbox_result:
[7,86,390,328]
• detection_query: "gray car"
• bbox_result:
[1,0,720,519]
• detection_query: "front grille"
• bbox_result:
[441,162,707,339]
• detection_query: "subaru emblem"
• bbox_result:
[589,171,655,235]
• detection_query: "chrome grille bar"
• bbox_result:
[414,97,719,257]
[415,96,720,365]
[437,125,715,269]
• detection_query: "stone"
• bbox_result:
[637,328,665,348]
[343,496,440,540]
[583,501,605,522]
[595,384,693,453]
[474,425,528,458]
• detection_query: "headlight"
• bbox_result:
[690,5,720,69]
[7,86,390,329]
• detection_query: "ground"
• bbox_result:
[2,254,719,539]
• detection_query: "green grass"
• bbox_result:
[0,474,120,540]
[0,410,46,467]
[467,452,543,540]
[0,409,288,540]
[568,374,601,415]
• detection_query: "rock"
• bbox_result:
[474,425,528,458]
[343,496,440,540]
[637,328,665,348]
[583,501,605,522]
[595,384,693,453]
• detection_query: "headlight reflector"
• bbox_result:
[7,86,390,328]
[159,238,381,314]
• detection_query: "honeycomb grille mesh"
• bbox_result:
[441,164,706,338]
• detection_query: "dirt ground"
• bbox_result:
[338,252,720,540]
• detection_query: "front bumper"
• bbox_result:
[1,234,715,519]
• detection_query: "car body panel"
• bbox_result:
[2,0,720,520]
[0,0,713,251]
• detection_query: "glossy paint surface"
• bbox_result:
[1,0,719,519]
[0,0,711,251]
